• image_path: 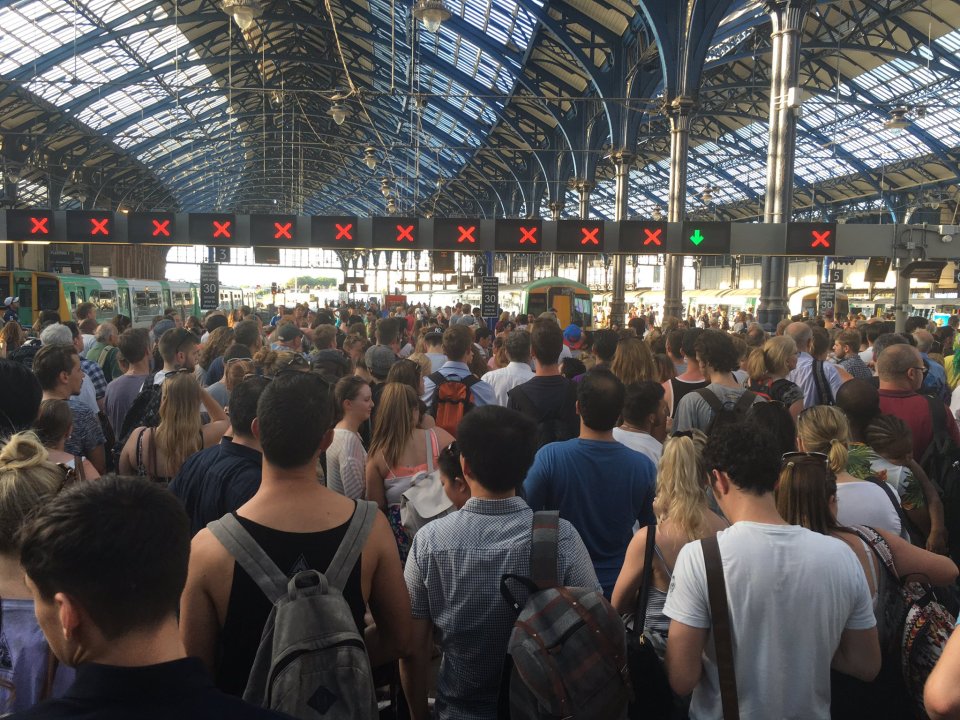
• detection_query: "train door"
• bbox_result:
[549,292,573,327]
[162,288,172,311]
[35,275,63,321]
[12,273,33,326]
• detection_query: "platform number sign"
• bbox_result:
[208,247,231,263]
[830,269,844,283]
[200,263,220,311]
[819,282,837,317]
[481,276,499,319]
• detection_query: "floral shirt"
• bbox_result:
[846,442,923,511]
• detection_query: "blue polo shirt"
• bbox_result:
[169,437,263,537]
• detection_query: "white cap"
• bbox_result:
[3,296,18,306]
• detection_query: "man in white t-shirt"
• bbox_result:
[613,380,667,465]
[664,423,880,720]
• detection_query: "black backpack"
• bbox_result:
[696,388,757,436]
[112,378,163,469]
[919,396,960,563]
[8,339,40,370]
[508,380,579,449]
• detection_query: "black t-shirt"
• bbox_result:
[507,375,579,445]
[216,511,365,697]
[668,377,709,416]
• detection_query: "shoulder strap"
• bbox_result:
[73,455,86,483]
[863,475,914,537]
[149,427,159,480]
[702,534,740,720]
[424,429,435,473]
[135,427,148,472]
[462,374,480,388]
[733,390,756,414]
[813,360,833,405]
[530,510,560,591]
[428,371,446,387]
[97,345,111,367]
[325,500,378,591]
[632,524,657,635]
[207,514,289,604]
[850,525,899,580]
[695,388,723,413]
[924,393,947,433]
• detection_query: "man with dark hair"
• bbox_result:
[14,476,289,719]
[375,316,406,354]
[860,322,883,365]
[155,327,200,385]
[400,406,598,719]
[180,372,410,696]
[590,328,618,370]
[483,329,534,406]
[674,330,764,432]
[507,319,578,445]
[913,329,950,403]
[665,329,686,375]
[34,344,106,474]
[878,343,960,462]
[170,377,270,536]
[104,328,153,436]
[613,380,668,465]
[664,423,880,718]
[422,325,495,412]
[663,328,709,418]
[422,326,447,371]
[524,369,656,597]
[0,359,42,434]
[833,328,872,381]
[905,315,929,334]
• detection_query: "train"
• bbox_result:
[0,270,257,328]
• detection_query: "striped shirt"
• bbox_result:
[405,496,599,720]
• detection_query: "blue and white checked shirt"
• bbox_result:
[404,496,599,720]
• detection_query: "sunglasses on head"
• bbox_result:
[440,441,459,458]
[781,451,829,469]
[164,367,191,378]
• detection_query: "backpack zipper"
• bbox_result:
[267,637,367,691]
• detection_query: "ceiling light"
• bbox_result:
[4,161,21,184]
[328,102,349,126]
[884,107,911,130]
[386,197,398,215]
[652,205,663,222]
[363,146,378,171]
[221,0,262,31]
[380,178,392,198]
[700,185,714,204]
[412,0,452,33]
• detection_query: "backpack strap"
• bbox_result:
[850,525,900,581]
[702,534,740,720]
[920,394,950,474]
[530,510,560,591]
[631,524,657,636]
[813,360,833,406]
[428,371,446,414]
[732,389,757,414]
[73,455,86,483]
[325,500,378,592]
[695,388,724,414]
[207,513,289,604]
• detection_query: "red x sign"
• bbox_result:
[457,225,476,243]
[811,230,831,248]
[396,225,414,242]
[643,228,662,246]
[580,227,600,245]
[30,217,49,235]
[335,223,353,240]
[213,220,231,238]
[90,218,109,235]
[519,226,538,245]
[274,222,292,240]
[151,219,170,237]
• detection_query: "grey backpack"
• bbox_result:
[207,501,379,720]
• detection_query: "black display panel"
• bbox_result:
[250,214,303,247]
[372,217,423,249]
[66,211,118,243]
[5,209,54,240]
[311,216,363,248]
[786,222,836,256]
[189,213,242,246]
[494,219,542,251]
[676,221,731,254]
[434,218,481,250]
[619,221,667,254]
[556,220,605,253]
[128,211,179,244]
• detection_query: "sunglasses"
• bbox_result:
[440,441,459,458]
[781,451,829,469]
[173,329,195,356]
[671,430,694,439]
[164,368,191,378]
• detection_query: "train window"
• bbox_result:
[90,289,117,317]
[134,290,162,321]
[526,293,547,318]
[70,292,77,307]
[162,289,172,310]
[36,276,59,312]
[118,288,131,318]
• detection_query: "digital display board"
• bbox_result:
[311,216,364,248]
[250,214,303,247]
[66,211,118,243]
[434,218,480,250]
[494,219,542,251]
[372,217,422,249]
[619,221,668,254]
[676,221,731,254]
[556,220,605,253]
[5,209,54,240]
[786,222,836,256]
[127,211,179,244]
[189,213,242,246]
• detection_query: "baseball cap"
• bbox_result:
[563,324,582,343]
[424,327,444,340]
[277,324,304,342]
[152,318,176,341]
[365,344,397,380]
[3,296,18,306]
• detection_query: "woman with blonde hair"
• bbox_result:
[118,371,228,484]
[253,347,310,377]
[610,337,657,386]
[746,335,804,420]
[612,430,727,655]
[796,405,903,537]
[0,432,74,711]
[32,399,99,481]
[365,383,453,560]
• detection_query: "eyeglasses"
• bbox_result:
[225,356,250,365]
[780,451,829,469]
[909,365,929,377]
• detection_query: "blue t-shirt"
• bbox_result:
[523,438,656,597]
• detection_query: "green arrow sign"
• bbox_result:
[690,229,704,246]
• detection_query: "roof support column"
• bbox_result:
[610,151,633,329]
[758,0,812,331]
[549,200,564,276]
[664,97,695,321]
[576,180,593,286]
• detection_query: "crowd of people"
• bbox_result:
[1,296,960,719]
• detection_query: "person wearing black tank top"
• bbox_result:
[662,329,709,417]
[180,373,411,696]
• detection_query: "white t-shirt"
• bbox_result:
[664,522,875,720]
[612,428,662,467]
[836,481,902,538]
[326,428,367,500]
